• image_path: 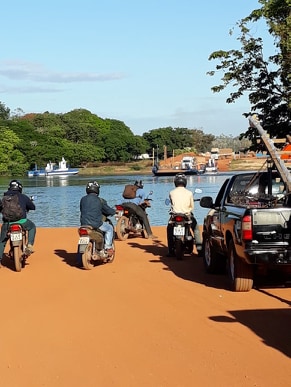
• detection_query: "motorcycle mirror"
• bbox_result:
[149,191,153,195]
[30,195,37,201]
[165,198,170,206]
[194,188,202,194]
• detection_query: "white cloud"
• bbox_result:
[0,60,125,83]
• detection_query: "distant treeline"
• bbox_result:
[0,102,248,175]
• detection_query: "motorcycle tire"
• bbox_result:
[175,239,184,260]
[184,240,194,255]
[13,245,22,272]
[141,229,149,239]
[106,241,116,263]
[116,216,130,241]
[82,241,94,270]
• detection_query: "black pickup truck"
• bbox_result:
[200,171,291,292]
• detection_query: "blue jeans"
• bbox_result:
[99,221,114,249]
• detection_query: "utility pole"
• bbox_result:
[248,115,291,193]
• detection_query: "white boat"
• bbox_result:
[28,158,79,177]
[204,158,218,174]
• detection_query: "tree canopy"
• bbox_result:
[0,100,249,175]
[207,0,290,149]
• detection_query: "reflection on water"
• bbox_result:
[0,172,236,227]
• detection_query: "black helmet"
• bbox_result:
[86,181,100,195]
[9,179,23,193]
[174,173,187,187]
[134,180,143,189]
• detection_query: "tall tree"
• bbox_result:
[0,101,10,121]
[207,0,290,149]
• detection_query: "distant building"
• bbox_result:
[134,153,151,160]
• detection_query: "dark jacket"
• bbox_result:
[80,193,115,229]
[0,190,35,221]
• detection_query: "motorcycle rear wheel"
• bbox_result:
[106,241,116,263]
[13,246,22,272]
[116,216,129,240]
[82,241,94,270]
[175,239,184,260]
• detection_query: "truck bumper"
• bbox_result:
[245,244,291,265]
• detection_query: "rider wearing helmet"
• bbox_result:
[167,173,202,256]
[121,180,158,240]
[0,180,36,265]
[80,181,116,254]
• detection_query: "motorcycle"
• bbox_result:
[7,223,30,272]
[77,219,115,270]
[166,188,202,260]
[6,196,37,272]
[115,191,153,240]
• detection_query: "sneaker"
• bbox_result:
[148,234,158,240]
[196,244,202,251]
[106,248,114,256]
[25,244,34,256]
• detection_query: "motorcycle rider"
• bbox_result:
[0,180,36,265]
[167,173,202,256]
[80,181,115,255]
[121,180,158,240]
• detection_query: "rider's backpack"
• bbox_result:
[1,194,23,222]
[122,184,139,199]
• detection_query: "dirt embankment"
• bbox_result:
[159,152,267,172]
[0,227,290,387]
[78,153,268,176]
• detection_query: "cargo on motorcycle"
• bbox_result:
[0,180,36,272]
[115,180,158,240]
[166,174,202,260]
[78,181,116,269]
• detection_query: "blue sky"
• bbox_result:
[1,0,271,137]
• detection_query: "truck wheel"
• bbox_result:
[203,237,226,273]
[175,239,184,260]
[116,216,129,240]
[228,239,253,292]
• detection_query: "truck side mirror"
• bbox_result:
[199,196,214,208]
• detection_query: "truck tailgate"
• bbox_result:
[252,208,291,243]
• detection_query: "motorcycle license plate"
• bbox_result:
[11,232,22,241]
[174,226,185,236]
[78,237,89,245]
[115,210,123,219]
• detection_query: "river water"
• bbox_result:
[0,173,237,228]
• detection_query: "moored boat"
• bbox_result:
[204,158,218,174]
[28,157,79,177]
[152,165,199,176]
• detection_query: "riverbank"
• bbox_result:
[78,155,267,175]
[0,227,289,386]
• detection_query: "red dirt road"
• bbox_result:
[1,227,290,387]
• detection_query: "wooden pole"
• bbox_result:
[248,115,291,192]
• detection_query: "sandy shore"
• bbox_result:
[0,227,290,387]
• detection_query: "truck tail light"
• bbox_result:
[242,215,252,240]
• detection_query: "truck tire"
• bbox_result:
[203,236,226,274]
[228,239,253,292]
